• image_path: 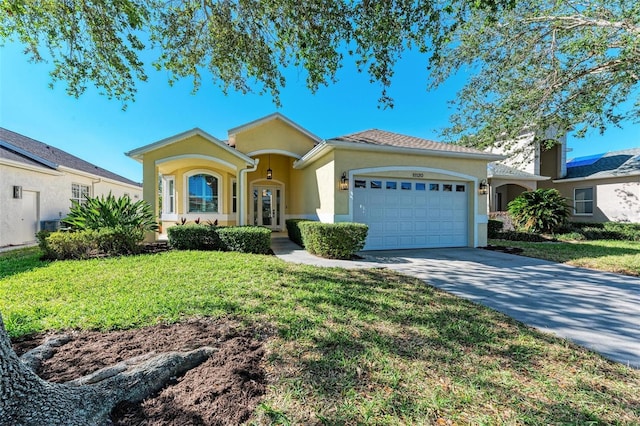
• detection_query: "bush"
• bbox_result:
[286,219,313,247]
[488,219,504,238]
[298,222,368,259]
[561,222,640,241]
[167,225,223,250]
[507,189,570,233]
[217,226,271,254]
[493,231,551,242]
[38,230,99,260]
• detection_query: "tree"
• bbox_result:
[0,0,511,107]
[0,312,215,424]
[430,0,640,150]
[507,189,570,234]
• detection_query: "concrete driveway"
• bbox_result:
[272,236,640,367]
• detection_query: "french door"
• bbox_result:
[252,185,283,230]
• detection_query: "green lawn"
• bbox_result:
[2,247,640,424]
[489,239,640,276]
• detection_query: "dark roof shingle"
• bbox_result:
[0,128,140,186]
[564,148,640,179]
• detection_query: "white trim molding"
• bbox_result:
[245,149,302,159]
[156,154,238,171]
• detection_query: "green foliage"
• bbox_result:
[166,224,222,250]
[432,1,640,148]
[298,222,368,259]
[487,219,504,238]
[37,228,143,260]
[63,193,158,238]
[217,226,271,254]
[492,231,551,243]
[285,219,312,247]
[507,189,570,234]
[557,222,640,242]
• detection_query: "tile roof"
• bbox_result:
[564,148,640,180]
[488,163,548,180]
[0,127,140,186]
[329,129,490,155]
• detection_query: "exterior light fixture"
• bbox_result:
[339,172,349,190]
[479,179,488,195]
[266,154,273,180]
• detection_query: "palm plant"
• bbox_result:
[507,189,570,234]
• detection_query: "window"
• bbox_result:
[401,182,412,190]
[188,173,218,213]
[415,183,426,191]
[386,181,397,190]
[429,183,439,191]
[71,183,90,206]
[456,185,466,192]
[443,184,453,192]
[355,179,366,188]
[574,187,593,215]
[232,180,237,213]
[370,180,382,189]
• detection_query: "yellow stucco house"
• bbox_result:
[126,113,503,250]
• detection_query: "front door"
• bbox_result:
[253,186,282,230]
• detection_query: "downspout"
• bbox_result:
[238,159,259,226]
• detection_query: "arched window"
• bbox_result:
[188,173,218,213]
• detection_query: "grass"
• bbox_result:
[2,247,640,424]
[489,239,640,276]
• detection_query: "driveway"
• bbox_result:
[271,236,640,368]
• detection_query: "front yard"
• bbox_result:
[489,239,640,276]
[2,247,640,424]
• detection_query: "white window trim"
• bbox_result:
[573,187,594,216]
[161,175,176,221]
[71,183,91,206]
[183,169,223,215]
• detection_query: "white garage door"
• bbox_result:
[353,177,468,250]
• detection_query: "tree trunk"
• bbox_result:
[0,313,215,425]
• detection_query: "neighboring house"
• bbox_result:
[126,113,503,250]
[0,128,142,247]
[487,129,640,223]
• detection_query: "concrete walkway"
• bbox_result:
[271,235,640,368]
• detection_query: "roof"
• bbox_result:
[488,162,549,181]
[561,148,640,180]
[125,128,255,166]
[0,127,140,187]
[330,129,495,155]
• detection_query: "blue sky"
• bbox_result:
[1,41,638,183]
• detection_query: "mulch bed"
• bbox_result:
[483,245,524,255]
[12,318,270,425]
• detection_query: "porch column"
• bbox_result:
[238,160,259,226]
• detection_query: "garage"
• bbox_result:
[353,177,468,250]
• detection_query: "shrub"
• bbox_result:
[286,219,313,247]
[217,226,271,254]
[561,222,640,241]
[167,225,222,250]
[493,231,551,242]
[298,222,368,259]
[488,219,504,238]
[555,232,586,242]
[507,189,570,233]
[38,230,99,260]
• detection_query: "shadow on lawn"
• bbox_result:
[265,267,639,424]
[0,247,48,279]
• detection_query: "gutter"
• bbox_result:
[238,159,259,226]
[552,171,640,183]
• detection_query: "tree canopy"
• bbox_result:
[1,0,638,147]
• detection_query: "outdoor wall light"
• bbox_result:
[479,179,488,195]
[339,172,349,190]
[267,154,273,180]
[13,186,22,199]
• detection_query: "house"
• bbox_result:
[487,129,640,223]
[0,128,142,247]
[126,113,503,250]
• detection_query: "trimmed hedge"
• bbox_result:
[298,222,368,259]
[558,222,640,241]
[286,219,312,247]
[492,231,551,242]
[217,226,271,254]
[37,228,142,260]
[166,225,223,250]
[488,219,504,238]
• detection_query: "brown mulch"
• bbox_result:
[12,318,270,425]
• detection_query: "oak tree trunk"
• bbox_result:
[0,313,215,425]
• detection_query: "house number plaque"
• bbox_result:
[412,173,424,178]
